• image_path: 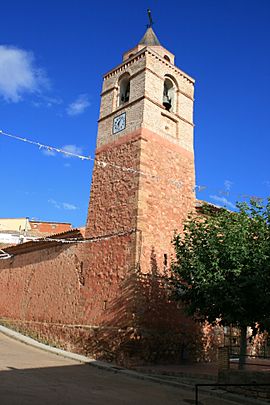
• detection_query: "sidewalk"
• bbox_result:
[134,362,218,381]
[134,357,270,380]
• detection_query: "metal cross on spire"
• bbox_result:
[147,9,154,28]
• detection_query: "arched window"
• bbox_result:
[163,77,175,112]
[164,55,170,63]
[118,73,130,106]
[128,53,134,59]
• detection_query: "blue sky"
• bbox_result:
[1,0,270,227]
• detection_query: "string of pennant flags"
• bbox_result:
[1,184,269,258]
[0,125,269,258]
[31,228,136,244]
[0,128,268,203]
[1,128,269,200]
[0,129,91,160]
[0,129,184,189]
[1,188,268,259]
[0,249,12,260]
[0,229,137,259]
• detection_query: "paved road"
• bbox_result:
[0,332,245,405]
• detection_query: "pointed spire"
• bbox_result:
[139,26,161,46]
[139,9,161,47]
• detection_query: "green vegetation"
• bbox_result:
[171,199,270,369]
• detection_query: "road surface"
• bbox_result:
[0,332,248,404]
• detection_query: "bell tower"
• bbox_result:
[86,22,196,273]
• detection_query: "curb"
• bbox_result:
[0,325,267,405]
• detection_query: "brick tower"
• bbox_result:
[84,27,198,364]
[86,26,196,274]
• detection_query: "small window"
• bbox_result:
[164,55,170,62]
[118,74,130,106]
[163,77,175,112]
[129,53,134,59]
[164,253,168,267]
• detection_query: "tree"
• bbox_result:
[171,199,270,369]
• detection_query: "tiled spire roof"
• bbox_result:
[139,27,161,46]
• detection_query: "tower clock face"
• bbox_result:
[113,112,126,134]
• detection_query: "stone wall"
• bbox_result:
[0,232,208,366]
[86,132,141,240]
[137,128,195,273]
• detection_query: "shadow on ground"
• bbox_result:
[0,363,193,405]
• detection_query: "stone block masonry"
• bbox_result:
[136,128,195,273]
[0,233,135,326]
[0,235,205,365]
[87,126,195,273]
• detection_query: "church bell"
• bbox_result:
[163,94,172,111]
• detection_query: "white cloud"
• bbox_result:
[48,199,78,211]
[62,144,83,158]
[42,144,83,159]
[48,198,61,209]
[66,94,90,116]
[210,195,236,210]
[224,180,233,192]
[33,95,62,108]
[0,45,49,102]
[62,202,77,210]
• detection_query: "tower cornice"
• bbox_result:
[103,47,195,84]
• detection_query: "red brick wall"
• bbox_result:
[137,128,195,272]
[0,234,134,326]
[0,232,205,364]
[0,244,81,323]
[30,222,71,234]
[86,130,141,239]
[87,127,195,273]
